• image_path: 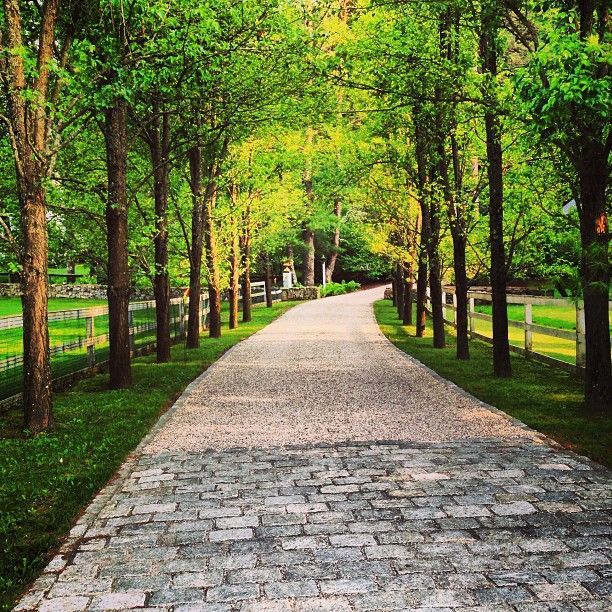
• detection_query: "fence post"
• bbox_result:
[452,293,457,326]
[442,290,446,321]
[524,302,533,356]
[468,296,474,336]
[178,298,185,337]
[576,301,586,368]
[86,315,95,368]
[128,310,136,353]
[200,293,205,331]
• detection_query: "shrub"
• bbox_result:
[320,280,361,297]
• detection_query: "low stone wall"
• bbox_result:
[281,287,320,301]
[384,287,393,300]
[0,283,186,301]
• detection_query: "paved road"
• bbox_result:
[16,288,612,611]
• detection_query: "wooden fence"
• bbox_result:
[425,287,612,375]
[0,281,280,409]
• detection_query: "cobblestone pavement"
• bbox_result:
[15,291,612,611]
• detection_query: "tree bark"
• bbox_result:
[103,97,132,389]
[302,128,316,286]
[427,203,446,349]
[391,277,397,307]
[148,96,171,363]
[480,3,512,376]
[302,229,315,286]
[439,10,469,359]
[453,234,470,359]
[395,263,404,320]
[326,198,341,282]
[186,145,204,349]
[416,248,428,337]
[241,201,252,323]
[402,266,413,326]
[414,113,444,348]
[204,180,222,338]
[20,183,53,431]
[578,147,611,415]
[4,0,59,431]
[264,253,274,308]
[229,199,240,330]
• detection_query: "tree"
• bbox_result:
[517,1,611,414]
[479,0,512,376]
[0,0,66,430]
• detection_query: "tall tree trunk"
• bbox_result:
[104,97,132,388]
[578,149,611,415]
[453,235,469,359]
[427,203,446,349]
[391,277,397,307]
[4,0,60,431]
[572,1,611,415]
[414,184,429,339]
[480,2,511,376]
[20,182,53,431]
[302,229,315,286]
[302,128,315,286]
[438,9,469,359]
[402,265,413,326]
[148,96,171,363]
[186,146,204,349]
[204,182,222,338]
[264,253,274,308]
[229,199,240,330]
[241,201,252,323]
[484,110,511,375]
[416,248,428,337]
[326,198,341,282]
[395,263,404,319]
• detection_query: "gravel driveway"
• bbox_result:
[144,287,535,453]
[16,287,611,611]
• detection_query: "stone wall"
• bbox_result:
[0,283,186,301]
[281,286,320,301]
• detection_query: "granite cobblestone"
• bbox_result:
[14,289,612,611]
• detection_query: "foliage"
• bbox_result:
[320,280,360,297]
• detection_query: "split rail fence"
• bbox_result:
[425,287,612,375]
[0,281,280,410]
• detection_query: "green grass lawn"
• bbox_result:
[463,302,612,365]
[0,297,108,317]
[0,300,296,611]
[474,302,581,330]
[375,299,611,469]
[1,298,167,402]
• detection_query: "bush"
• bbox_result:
[320,280,361,297]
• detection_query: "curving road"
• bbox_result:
[16,287,612,611]
[145,287,533,452]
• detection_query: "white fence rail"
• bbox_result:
[425,287,612,375]
[0,281,280,409]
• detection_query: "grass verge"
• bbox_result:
[375,299,611,469]
[0,301,296,610]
